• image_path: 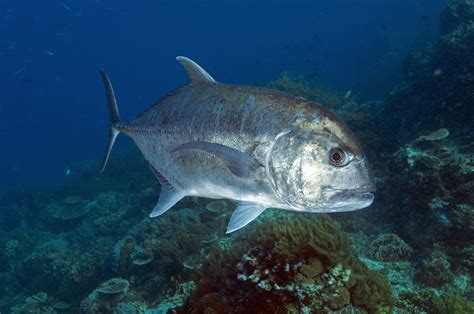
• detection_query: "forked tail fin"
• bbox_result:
[99,69,121,173]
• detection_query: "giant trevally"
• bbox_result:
[99,57,376,233]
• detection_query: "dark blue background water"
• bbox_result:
[0,0,448,194]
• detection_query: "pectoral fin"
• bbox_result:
[171,141,264,179]
[149,165,185,217]
[226,202,266,233]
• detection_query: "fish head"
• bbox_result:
[269,110,375,213]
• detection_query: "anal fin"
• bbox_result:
[148,164,185,217]
[150,188,185,217]
[226,202,266,234]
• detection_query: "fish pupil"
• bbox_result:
[330,148,345,165]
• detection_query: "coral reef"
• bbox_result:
[416,128,450,142]
[8,291,74,313]
[181,215,392,313]
[80,278,130,313]
[380,0,474,148]
[415,251,455,288]
[369,234,413,262]
[376,137,474,271]
[397,290,474,313]
[48,195,94,221]
[369,0,474,271]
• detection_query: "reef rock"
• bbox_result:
[378,138,474,270]
[80,278,130,313]
[380,0,474,149]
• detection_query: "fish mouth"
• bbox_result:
[328,184,376,198]
[320,186,375,212]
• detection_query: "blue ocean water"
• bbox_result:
[2,0,474,313]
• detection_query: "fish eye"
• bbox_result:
[329,148,350,166]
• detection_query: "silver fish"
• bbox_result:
[100,56,376,233]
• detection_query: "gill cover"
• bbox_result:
[268,130,337,209]
[267,130,304,207]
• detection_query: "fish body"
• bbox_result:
[100,57,376,233]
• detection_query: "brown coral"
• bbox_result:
[263,215,351,265]
[181,215,392,313]
[267,72,344,110]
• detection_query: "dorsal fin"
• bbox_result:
[176,56,216,84]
